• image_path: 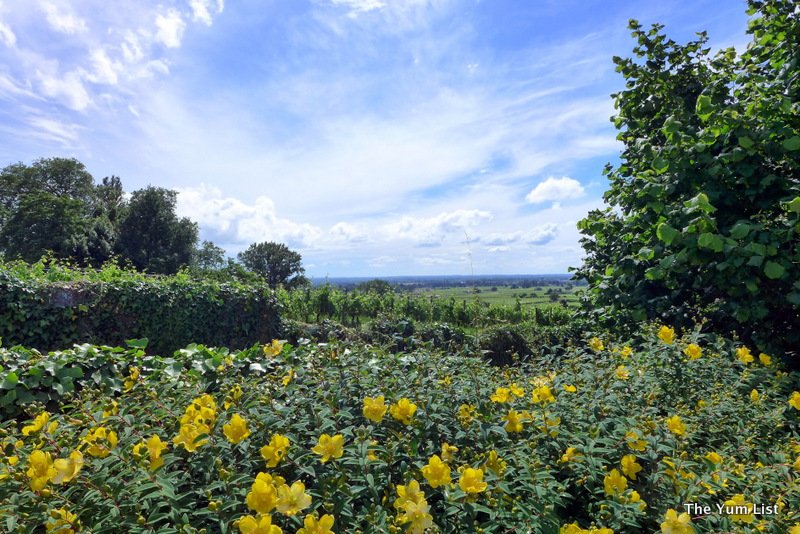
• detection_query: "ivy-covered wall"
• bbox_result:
[0,261,281,356]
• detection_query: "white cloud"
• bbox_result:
[0,20,15,46]
[40,1,88,35]
[525,176,585,204]
[155,9,186,48]
[189,0,224,26]
[527,223,559,245]
[176,184,323,249]
[329,222,369,244]
[331,0,387,15]
[86,48,121,85]
[27,116,81,146]
[479,231,523,246]
[382,209,492,245]
[35,68,91,111]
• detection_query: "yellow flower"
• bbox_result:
[261,434,290,468]
[26,449,55,491]
[615,365,630,380]
[246,472,281,514]
[563,384,577,393]
[459,467,487,493]
[658,326,675,344]
[736,346,753,364]
[626,430,647,451]
[503,409,526,433]
[559,447,581,464]
[603,469,627,496]
[793,456,800,472]
[666,415,686,436]
[102,400,119,418]
[312,434,344,463]
[456,404,476,427]
[238,513,283,534]
[389,398,417,425]
[789,525,800,534]
[485,450,507,475]
[723,494,754,523]
[45,508,78,534]
[367,440,379,462]
[589,337,604,351]
[421,454,451,488]
[363,395,388,423]
[223,414,251,444]
[531,385,555,404]
[704,451,722,464]
[398,500,433,534]
[758,353,771,365]
[224,385,243,410]
[490,387,511,403]
[394,479,426,510]
[660,508,694,534]
[789,391,800,410]
[83,426,118,458]
[51,451,83,484]
[123,366,140,391]
[620,346,633,358]
[620,454,643,480]
[276,481,312,516]
[683,344,702,360]
[440,442,458,463]
[297,514,335,534]
[629,490,646,510]
[281,369,294,387]
[263,339,285,357]
[749,389,760,402]
[143,435,168,471]
[173,421,208,453]
[509,383,525,397]
[22,412,50,436]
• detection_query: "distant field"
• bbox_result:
[411,283,582,307]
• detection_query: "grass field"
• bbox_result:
[411,283,582,307]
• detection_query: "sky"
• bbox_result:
[0,0,751,278]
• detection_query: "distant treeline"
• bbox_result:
[312,274,587,292]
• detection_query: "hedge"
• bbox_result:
[0,260,281,356]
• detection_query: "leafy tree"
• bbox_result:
[575,0,800,357]
[192,240,227,270]
[237,241,308,289]
[115,187,198,274]
[357,279,393,295]
[0,192,91,262]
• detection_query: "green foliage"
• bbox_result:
[237,242,308,289]
[575,1,800,358]
[115,187,198,275]
[0,158,118,265]
[0,259,280,357]
[1,327,799,532]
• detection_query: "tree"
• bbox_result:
[192,240,227,270]
[575,0,800,357]
[115,187,198,274]
[237,241,307,289]
[0,158,118,265]
[0,192,91,262]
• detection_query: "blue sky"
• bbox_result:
[0,0,750,277]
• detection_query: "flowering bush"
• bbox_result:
[1,325,799,532]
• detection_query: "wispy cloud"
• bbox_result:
[40,1,88,35]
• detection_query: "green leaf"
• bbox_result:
[747,256,764,267]
[126,338,149,349]
[764,261,785,279]
[696,95,714,120]
[729,222,750,240]
[652,157,669,174]
[788,196,800,214]
[656,223,679,245]
[783,136,800,151]
[0,372,18,390]
[684,192,716,213]
[738,136,754,149]
[697,233,724,252]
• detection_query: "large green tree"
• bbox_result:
[115,187,198,274]
[237,241,308,289]
[576,0,799,357]
[0,158,118,264]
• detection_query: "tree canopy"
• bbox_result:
[575,0,799,357]
[237,241,308,289]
